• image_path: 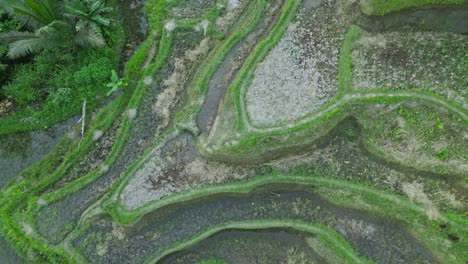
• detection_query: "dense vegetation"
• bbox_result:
[0,0,124,134]
[0,0,466,263]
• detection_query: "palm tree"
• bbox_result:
[65,0,112,35]
[0,0,110,59]
[0,0,62,29]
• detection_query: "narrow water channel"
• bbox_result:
[0,116,79,189]
[74,184,436,264]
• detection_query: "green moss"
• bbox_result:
[360,0,465,15]
[232,0,300,131]
[338,25,360,95]
[100,173,466,263]
[149,220,372,264]
[174,0,267,127]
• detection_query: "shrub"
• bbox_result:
[44,87,74,113]
[73,58,113,87]
[73,57,113,98]
[3,64,45,106]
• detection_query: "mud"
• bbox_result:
[34,31,205,245]
[118,0,148,63]
[197,0,286,134]
[160,229,324,264]
[0,116,79,189]
[0,235,24,264]
[358,7,468,33]
[74,184,436,264]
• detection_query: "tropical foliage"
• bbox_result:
[0,43,6,71]
[0,0,123,133]
[0,8,20,86]
[0,0,112,59]
[106,69,128,96]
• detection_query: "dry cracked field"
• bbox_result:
[0,0,467,263]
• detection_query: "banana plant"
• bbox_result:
[65,0,112,34]
[106,70,127,96]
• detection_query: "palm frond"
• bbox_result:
[0,44,6,55]
[24,0,64,23]
[0,31,36,44]
[6,33,62,58]
[92,15,110,27]
[89,1,105,13]
[73,27,105,47]
[1,0,64,28]
[65,5,88,18]
[37,20,73,37]
[0,0,40,30]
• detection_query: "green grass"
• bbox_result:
[148,220,373,264]
[0,0,171,260]
[360,0,466,15]
[0,4,126,135]
[338,25,360,95]
[233,0,300,131]
[1,1,467,263]
[95,173,466,263]
[174,0,267,129]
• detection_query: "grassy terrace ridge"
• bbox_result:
[76,173,466,263]
[201,23,466,171]
[0,0,466,263]
[0,0,256,262]
[148,220,373,264]
[174,0,268,130]
[0,0,171,261]
[62,219,371,264]
[93,173,464,226]
[0,0,126,136]
[359,0,466,15]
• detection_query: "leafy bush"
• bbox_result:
[3,64,45,106]
[0,44,5,72]
[2,46,114,114]
[44,87,73,112]
[0,9,21,32]
[0,8,22,89]
[73,57,113,98]
[0,3,123,133]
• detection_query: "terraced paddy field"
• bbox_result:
[0,0,467,263]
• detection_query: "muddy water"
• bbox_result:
[34,32,204,245]
[118,0,148,61]
[274,116,463,195]
[160,229,324,264]
[303,0,322,9]
[197,0,285,134]
[74,184,436,264]
[0,116,79,189]
[359,7,468,33]
[0,235,24,264]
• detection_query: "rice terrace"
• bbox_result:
[0,0,467,263]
